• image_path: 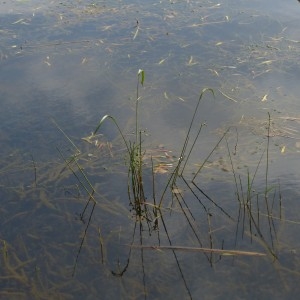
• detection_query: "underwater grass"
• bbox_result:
[3,2,300,299]
[0,65,288,299]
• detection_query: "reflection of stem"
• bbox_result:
[30,154,37,187]
[98,227,104,264]
[181,176,207,212]
[172,184,203,247]
[245,202,277,259]
[192,181,233,220]
[111,219,137,277]
[234,204,242,248]
[139,222,147,297]
[159,211,193,300]
[278,179,282,220]
[207,211,213,264]
[73,201,96,276]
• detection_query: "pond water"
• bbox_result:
[1,0,300,299]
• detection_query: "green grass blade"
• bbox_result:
[93,114,130,153]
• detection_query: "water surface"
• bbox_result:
[1,0,300,299]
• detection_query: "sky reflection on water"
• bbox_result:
[1,1,300,299]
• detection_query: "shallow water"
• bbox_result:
[1,0,300,299]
